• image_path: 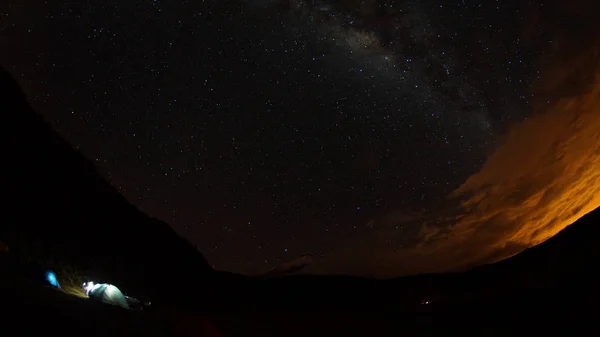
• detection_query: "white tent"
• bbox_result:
[86,283,129,309]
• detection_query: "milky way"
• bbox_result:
[2,0,597,275]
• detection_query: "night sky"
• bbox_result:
[2,0,599,276]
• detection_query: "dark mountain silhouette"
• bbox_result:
[260,253,314,278]
[0,66,216,306]
[208,205,599,336]
[477,206,600,274]
[201,205,600,317]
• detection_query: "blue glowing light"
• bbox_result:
[45,271,60,288]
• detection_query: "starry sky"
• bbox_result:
[2,0,599,276]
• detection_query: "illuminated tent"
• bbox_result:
[45,271,61,288]
[87,283,129,309]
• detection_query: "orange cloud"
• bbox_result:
[424,76,600,268]
[306,58,600,280]
[299,1,600,278]
[307,80,600,277]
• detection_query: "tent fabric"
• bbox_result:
[45,271,61,288]
[88,284,129,309]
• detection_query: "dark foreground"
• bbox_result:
[3,242,600,337]
[4,205,600,336]
[2,274,599,337]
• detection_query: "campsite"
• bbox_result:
[2,0,600,335]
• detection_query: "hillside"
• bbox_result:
[221,205,600,312]
[211,205,600,336]
[0,67,214,306]
[477,205,600,274]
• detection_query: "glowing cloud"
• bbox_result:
[286,0,600,278]
[308,77,600,278]
[421,76,600,270]
[305,36,600,278]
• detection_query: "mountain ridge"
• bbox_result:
[1,66,214,306]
